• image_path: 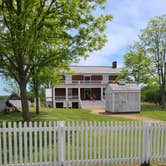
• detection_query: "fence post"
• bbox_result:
[141,122,151,166]
[57,121,65,166]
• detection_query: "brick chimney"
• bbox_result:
[112,61,117,68]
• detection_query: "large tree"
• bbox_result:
[139,15,166,109]
[0,0,112,121]
[123,15,166,109]
[123,45,154,84]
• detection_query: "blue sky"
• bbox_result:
[78,0,166,66]
[0,0,166,95]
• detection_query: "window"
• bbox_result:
[84,75,91,83]
[103,88,106,99]
[68,88,72,96]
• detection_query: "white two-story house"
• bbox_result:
[45,61,121,109]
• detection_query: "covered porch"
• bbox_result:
[53,87,105,108]
[54,88,105,101]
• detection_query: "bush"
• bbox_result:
[141,85,160,105]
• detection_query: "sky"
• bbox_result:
[0,0,166,96]
[77,0,166,66]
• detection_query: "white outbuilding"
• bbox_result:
[105,80,140,113]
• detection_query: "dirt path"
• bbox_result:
[91,108,161,123]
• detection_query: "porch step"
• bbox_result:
[81,100,105,109]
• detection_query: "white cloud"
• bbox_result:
[77,0,166,66]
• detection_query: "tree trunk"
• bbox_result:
[19,80,30,122]
[33,77,40,114]
[34,84,40,114]
[160,85,165,109]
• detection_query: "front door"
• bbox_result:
[84,88,91,100]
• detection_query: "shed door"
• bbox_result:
[115,93,127,112]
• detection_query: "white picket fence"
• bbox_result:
[0,121,166,166]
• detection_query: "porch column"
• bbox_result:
[66,88,68,101]
[53,87,55,108]
[101,87,103,101]
[78,88,81,101]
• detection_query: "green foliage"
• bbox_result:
[123,47,154,84]
[138,15,166,108]
[141,85,161,104]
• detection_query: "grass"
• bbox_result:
[1,103,166,123]
[140,102,166,121]
[0,107,130,123]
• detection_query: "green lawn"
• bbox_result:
[0,107,129,123]
[141,102,166,121]
[1,103,166,123]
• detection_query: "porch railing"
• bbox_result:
[55,96,79,100]
[59,80,115,84]
[55,96,66,100]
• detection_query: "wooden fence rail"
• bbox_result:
[0,121,166,166]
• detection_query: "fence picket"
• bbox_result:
[44,121,47,163]
[48,122,52,164]
[34,122,38,162]
[157,123,160,162]
[39,121,43,163]
[19,122,23,164]
[71,121,75,166]
[130,121,135,163]
[89,121,92,166]
[76,121,79,166]
[98,122,101,165]
[134,122,137,160]
[138,122,141,163]
[8,122,13,164]
[102,121,105,165]
[93,121,96,165]
[24,122,28,164]
[53,121,57,165]
[161,124,164,162]
[126,121,130,164]
[153,123,157,162]
[110,121,113,164]
[85,121,88,166]
[29,122,33,164]
[81,121,84,165]
[3,122,7,165]
[106,121,109,165]
[164,125,166,162]
[118,121,122,163]
[67,121,70,166]
[114,121,118,164]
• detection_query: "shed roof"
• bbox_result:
[70,66,121,74]
[8,92,21,100]
[106,83,140,92]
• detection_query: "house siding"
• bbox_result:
[91,75,102,80]
[109,75,117,81]
[72,75,84,80]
